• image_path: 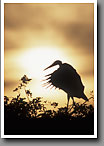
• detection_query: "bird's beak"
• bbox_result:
[44,63,55,71]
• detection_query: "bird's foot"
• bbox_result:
[73,102,75,106]
[72,102,78,109]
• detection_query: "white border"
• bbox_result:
[1,0,97,4]
[1,0,97,138]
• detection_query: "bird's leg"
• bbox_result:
[71,97,75,106]
[67,94,70,109]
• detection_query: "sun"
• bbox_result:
[19,47,64,79]
[18,46,66,102]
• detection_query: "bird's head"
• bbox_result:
[44,60,62,71]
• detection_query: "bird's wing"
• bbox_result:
[50,64,84,95]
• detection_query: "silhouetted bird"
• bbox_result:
[43,60,88,108]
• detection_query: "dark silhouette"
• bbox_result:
[4,94,94,135]
[4,75,94,135]
[44,60,88,108]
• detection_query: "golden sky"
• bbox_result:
[4,3,94,107]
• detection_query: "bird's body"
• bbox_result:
[43,60,88,108]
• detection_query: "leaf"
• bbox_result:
[13,88,18,92]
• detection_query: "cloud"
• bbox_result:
[53,21,94,53]
[4,3,94,54]
[4,80,17,87]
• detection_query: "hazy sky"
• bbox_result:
[4,3,94,106]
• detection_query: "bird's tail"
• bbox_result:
[82,93,89,101]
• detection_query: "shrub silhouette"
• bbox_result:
[4,75,94,135]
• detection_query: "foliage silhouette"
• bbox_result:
[4,75,94,135]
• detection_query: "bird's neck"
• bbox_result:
[58,62,62,67]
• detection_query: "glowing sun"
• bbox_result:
[19,47,64,79]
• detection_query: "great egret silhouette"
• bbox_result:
[43,60,88,108]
